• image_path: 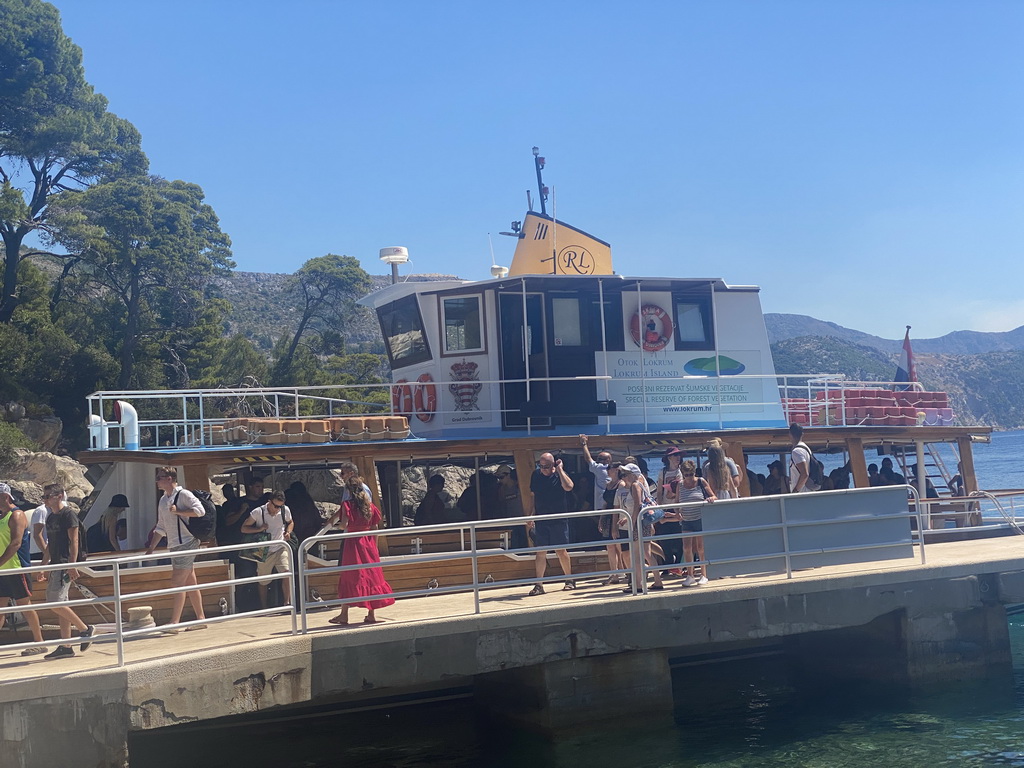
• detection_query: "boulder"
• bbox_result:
[7,480,44,510]
[3,402,26,421]
[15,417,63,452]
[6,449,93,506]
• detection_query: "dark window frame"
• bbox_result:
[439,293,486,357]
[377,294,433,369]
[672,289,715,351]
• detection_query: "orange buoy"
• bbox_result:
[413,373,437,423]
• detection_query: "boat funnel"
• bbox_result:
[113,400,140,451]
[508,211,613,276]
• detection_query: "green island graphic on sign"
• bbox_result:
[683,355,746,376]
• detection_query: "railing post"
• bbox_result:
[779,495,793,578]
[470,525,481,614]
[113,561,124,667]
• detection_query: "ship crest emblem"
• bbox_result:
[449,360,482,412]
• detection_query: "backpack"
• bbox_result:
[173,489,218,542]
[797,442,824,487]
[76,519,88,562]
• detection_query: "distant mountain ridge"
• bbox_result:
[765,314,1024,356]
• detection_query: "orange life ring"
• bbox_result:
[391,380,413,418]
[413,373,437,423]
[629,304,673,352]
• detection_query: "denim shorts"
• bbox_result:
[46,569,71,602]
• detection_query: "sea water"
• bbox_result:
[131,432,1024,767]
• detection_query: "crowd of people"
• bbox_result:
[2,425,944,659]
[0,460,396,661]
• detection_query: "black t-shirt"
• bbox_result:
[218,494,268,544]
[530,470,568,516]
[44,507,80,564]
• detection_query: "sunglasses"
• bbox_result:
[537,463,554,469]
[270,501,285,509]
[156,475,173,480]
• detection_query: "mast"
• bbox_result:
[532,146,548,216]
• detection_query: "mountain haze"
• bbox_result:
[766,314,1024,355]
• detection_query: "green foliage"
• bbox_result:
[771,336,895,382]
[194,333,270,389]
[47,175,233,388]
[273,254,371,382]
[0,421,36,469]
[0,0,147,322]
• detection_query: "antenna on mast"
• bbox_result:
[532,146,548,216]
[488,233,509,278]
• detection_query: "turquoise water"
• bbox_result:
[131,433,1024,767]
[133,619,1024,767]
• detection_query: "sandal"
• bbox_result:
[562,580,576,591]
[602,575,621,586]
[327,616,348,625]
[528,584,545,596]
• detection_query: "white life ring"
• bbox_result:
[630,304,673,352]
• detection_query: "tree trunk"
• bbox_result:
[118,265,142,389]
[0,229,25,323]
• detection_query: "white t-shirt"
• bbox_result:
[589,460,611,505]
[789,444,818,493]
[29,504,48,554]
[248,504,293,551]
[154,486,205,547]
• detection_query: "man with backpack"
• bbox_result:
[145,467,208,632]
[241,490,294,609]
[40,483,94,659]
[788,423,821,493]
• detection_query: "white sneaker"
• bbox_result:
[682,575,697,587]
[697,576,709,585]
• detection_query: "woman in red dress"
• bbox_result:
[328,476,395,625]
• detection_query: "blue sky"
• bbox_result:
[50,0,1024,340]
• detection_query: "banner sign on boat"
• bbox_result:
[596,350,785,427]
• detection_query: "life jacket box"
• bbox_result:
[340,417,367,441]
[282,420,305,435]
[254,420,284,443]
[209,425,227,445]
[385,416,410,439]
[364,417,387,439]
[305,420,330,436]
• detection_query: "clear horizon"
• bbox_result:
[39,1,1024,340]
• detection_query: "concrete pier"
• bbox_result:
[1,536,1023,767]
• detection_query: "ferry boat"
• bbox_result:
[27,150,1013,628]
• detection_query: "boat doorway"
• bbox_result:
[498,291,598,429]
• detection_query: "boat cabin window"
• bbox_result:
[378,295,432,368]
[551,297,583,346]
[673,290,714,350]
[441,295,484,355]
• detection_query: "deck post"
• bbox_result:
[513,449,536,515]
[956,436,979,495]
[182,463,211,493]
[724,440,748,496]
[846,437,869,488]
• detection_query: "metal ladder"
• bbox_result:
[924,443,957,493]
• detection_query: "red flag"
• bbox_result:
[895,326,917,386]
